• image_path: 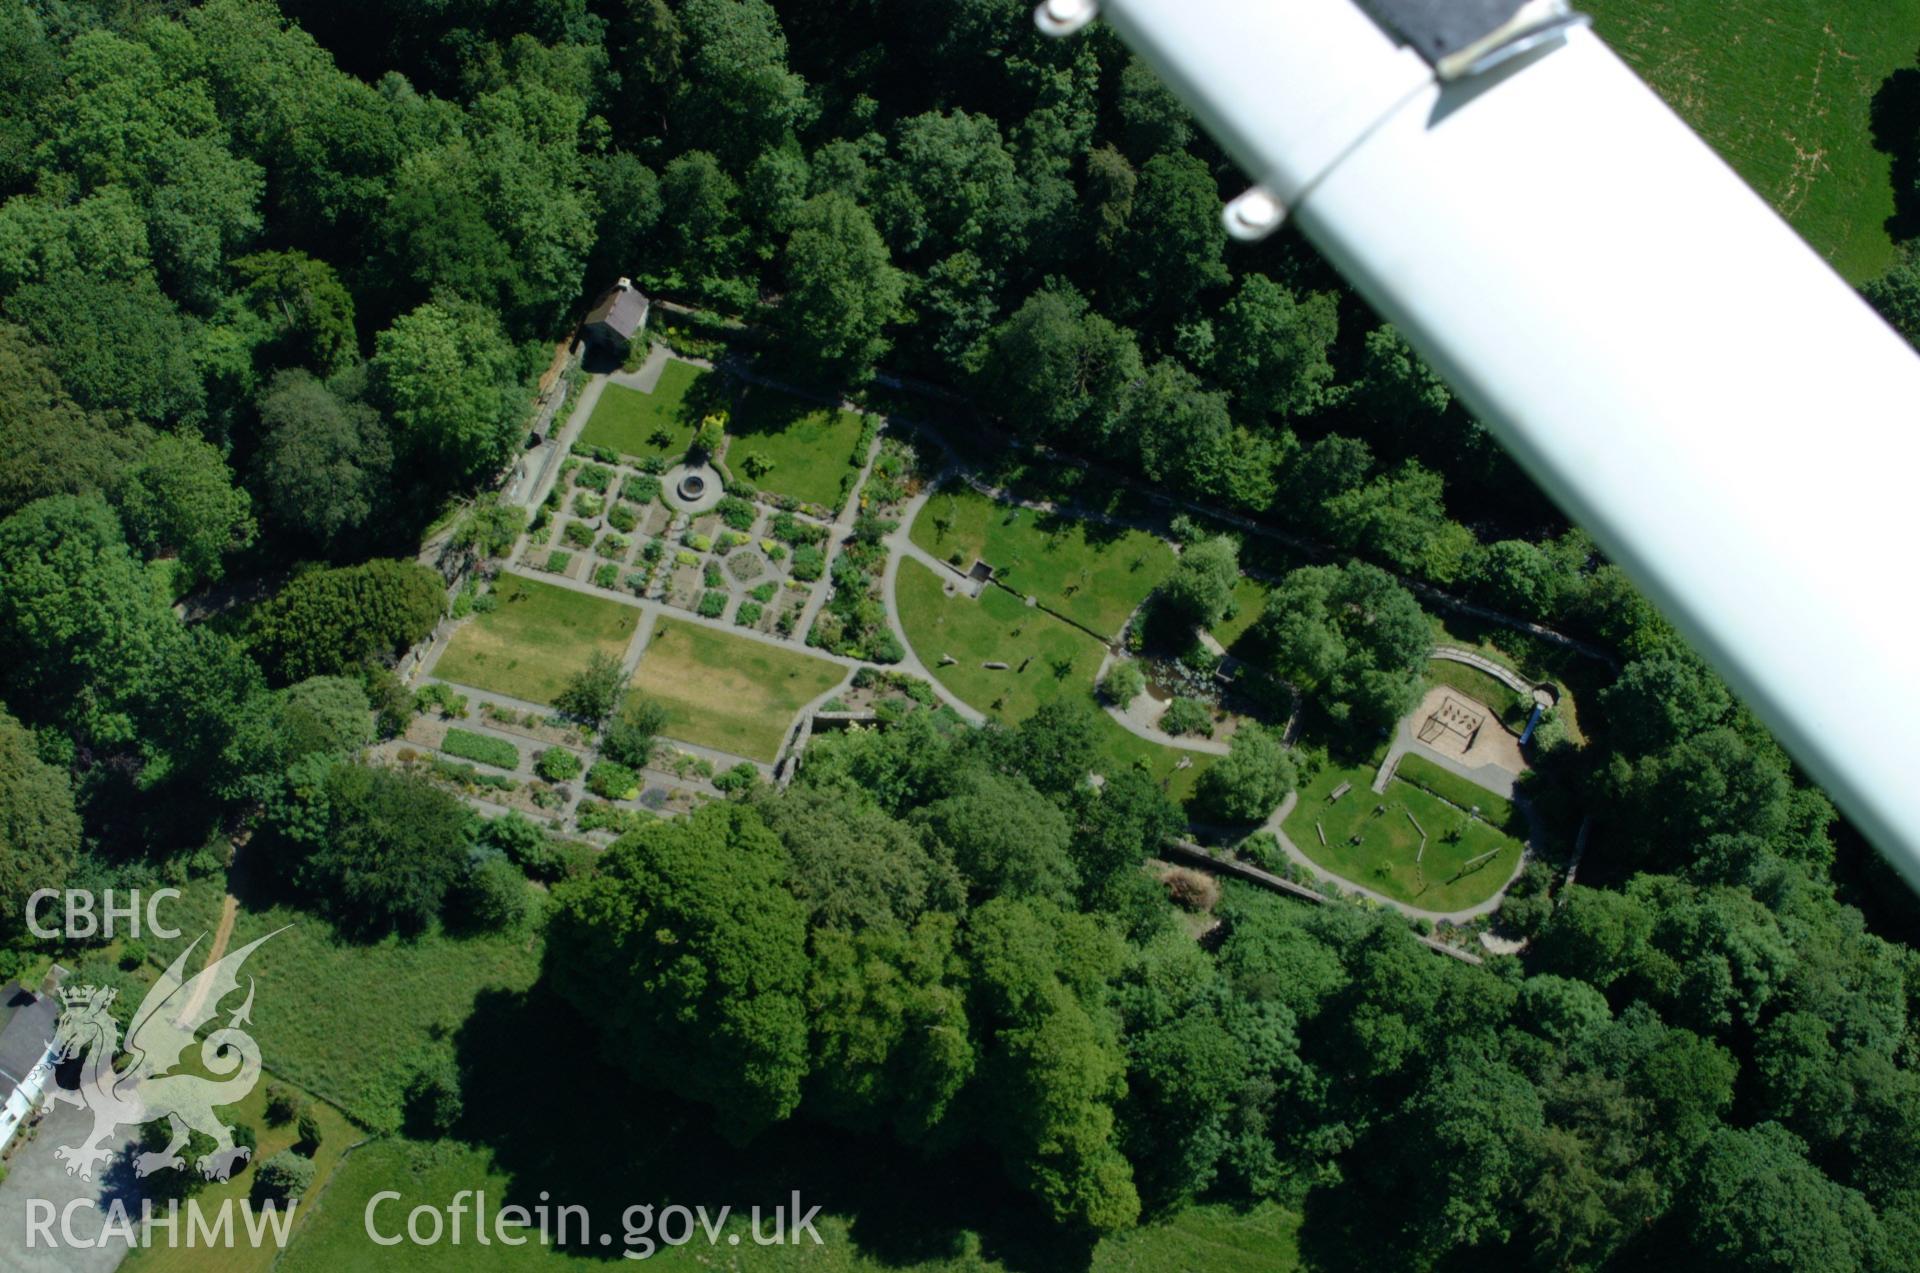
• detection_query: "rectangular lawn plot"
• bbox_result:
[578,359,708,460]
[725,382,869,512]
[432,574,640,705]
[629,620,846,763]
[909,487,1174,638]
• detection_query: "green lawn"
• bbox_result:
[1584,0,1920,281]
[144,879,544,1134]
[286,982,1291,1273]
[577,360,706,459]
[1211,577,1272,655]
[1283,756,1523,911]
[727,381,869,512]
[1392,752,1522,834]
[122,1077,360,1273]
[629,620,847,762]
[910,487,1175,639]
[1424,658,1532,731]
[432,574,640,706]
[284,1122,1298,1273]
[897,559,1211,802]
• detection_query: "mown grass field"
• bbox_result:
[432,574,640,706]
[910,487,1175,638]
[1211,577,1272,655]
[1584,0,1920,281]
[896,560,1210,802]
[577,360,705,459]
[629,620,847,762]
[1283,756,1523,911]
[121,1079,360,1273]
[146,880,544,1134]
[288,1135,1300,1273]
[727,382,870,512]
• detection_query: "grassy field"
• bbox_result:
[146,879,545,1134]
[727,382,869,512]
[1211,577,1272,655]
[122,1079,360,1273]
[1424,658,1532,731]
[1393,752,1522,833]
[288,1134,1300,1273]
[1283,756,1523,911]
[910,487,1175,638]
[432,574,640,706]
[897,560,1211,802]
[577,361,705,459]
[276,980,1302,1273]
[628,620,847,762]
[1583,0,1920,281]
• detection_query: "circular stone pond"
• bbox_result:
[662,462,725,515]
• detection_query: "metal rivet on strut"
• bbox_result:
[1222,188,1288,241]
[1033,0,1099,37]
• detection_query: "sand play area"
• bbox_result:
[1407,685,1527,777]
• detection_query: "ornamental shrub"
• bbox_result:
[535,747,582,781]
[587,760,641,800]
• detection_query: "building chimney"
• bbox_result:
[617,277,633,292]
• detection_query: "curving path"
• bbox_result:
[1432,644,1556,707]
[881,476,986,724]
[1259,790,1532,924]
[1092,649,1233,756]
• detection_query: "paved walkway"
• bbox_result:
[1258,790,1529,924]
[1372,683,1528,800]
[0,1102,139,1273]
[1431,644,1557,708]
[793,423,884,641]
[1092,650,1232,756]
[881,480,986,725]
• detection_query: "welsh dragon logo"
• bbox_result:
[45,928,286,1182]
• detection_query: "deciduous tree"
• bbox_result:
[548,803,812,1141]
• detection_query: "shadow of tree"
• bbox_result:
[445,986,1100,1271]
[678,366,735,429]
[1872,60,1920,244]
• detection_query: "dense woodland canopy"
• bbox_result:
[1,0,1919,1268]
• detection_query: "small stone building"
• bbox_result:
[581,277,651,359]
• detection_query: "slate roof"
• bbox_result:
[584,280,649,340]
